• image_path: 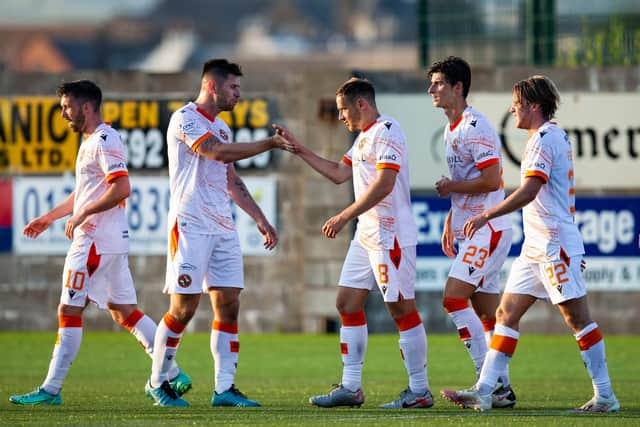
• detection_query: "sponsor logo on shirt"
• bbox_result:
[378,153,397,162]
[109,162,126,171]
[219,129,229,141]
[477,150,493,160]
[179,262,198,271]
[182,120,196,133]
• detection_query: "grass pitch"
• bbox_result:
[0,332,638,426]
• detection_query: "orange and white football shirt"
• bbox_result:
[342,115,417,250]
[520,121,584,262]
[166,102,235,235]
[72,123,129,254]
[444,106,511,240]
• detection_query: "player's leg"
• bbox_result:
[206,232,259,407]
[9,303,85,406]
[10,244,97,406]
[309,239,371,408]
[380,297,433,409]
[548,256,619,413]
[375,243,432,409]
[443,277,486,377]
[147,227,209,407]
[441,256,539,411]
[106,254,191,396]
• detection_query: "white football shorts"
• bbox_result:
[338,238,416,302]
[504,254,587,305]
[165,228,244,295]
[449,227,513,294]
[60,240,136,309]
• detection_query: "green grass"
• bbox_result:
[0,332,638,426]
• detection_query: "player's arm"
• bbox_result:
[463,176,544,239]
[64,175,131,239]
[227,164,277,250]
[436,163,501,197]
[196,132,292,164]
[441,209,457,257]
[322,168,396,238]
[273,124,352,184]
[23,191,75,239]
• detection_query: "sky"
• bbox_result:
[0,0,159,25]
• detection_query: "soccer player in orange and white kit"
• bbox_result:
[10,80,190,406]
[441,75,619,412]
[427,56,515,408]
[145,59,294,407]
[274,77,433,409]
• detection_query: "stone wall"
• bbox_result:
[1,65,639,334]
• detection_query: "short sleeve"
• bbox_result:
[374,123,403,172]
[470,125,500,170]
[96,131,128,183]
[176,110,213,152]
[342,146,354,166]
[523,136,551,183]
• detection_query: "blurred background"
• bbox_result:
[0,0,638,334]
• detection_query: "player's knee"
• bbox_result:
[495,305,517,328]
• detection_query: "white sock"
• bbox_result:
[476,323,519,395]
[444,298,487,375]
[396,311,429,394]
[41,315,83,395]
[482,317,510,388]
[150,313,185,388]
[339,311,367,392]
[122,310,179,380]
[575,323,613,398]
[211,321,239,394]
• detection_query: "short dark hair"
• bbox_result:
[56,80,102,112]
[512,75,560,120]
[336,77,376,106]
[427,56,471,98]
[202,58,243,82]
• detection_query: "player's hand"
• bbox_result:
[257,219,278,250]
[463,213,488,239]
[23,214,54,239]
[65,210,88,240]
[441,222,457,258]
[322,214,348,239]
[272,124,302,154]
[270,124,297,153]
[435,176,452,198]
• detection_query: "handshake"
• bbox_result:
[271,124,301,154]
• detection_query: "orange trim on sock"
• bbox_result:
[340,342,349,354]
[458,327,471,340]
[166,337,180,348]
[59,314,82,328]
[341,310,366,327]
[212,320,238,334]
[578,328,603,351]
[163,313,186,334]
[395,310,422,332]
[482,317,496,332]
[490,334,518,356]
[443,297,469,313]
[120,309,144,331]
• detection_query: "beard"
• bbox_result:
[68,112,86,133]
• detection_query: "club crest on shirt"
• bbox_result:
[357,137,368,151]
[451,138,459,151]
[219,129,229,141]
